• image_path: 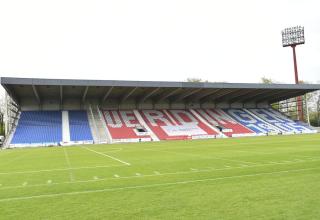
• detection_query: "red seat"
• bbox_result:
[195,109,254,137]
[103,110,150,139]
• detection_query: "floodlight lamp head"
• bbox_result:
[282,26,305,47]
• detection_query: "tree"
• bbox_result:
[0,93,5,135]
[261,77,274,84]
[307,90,320,126]
[186,78,208,83]
[0,112,4,136]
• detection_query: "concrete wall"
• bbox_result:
[63,99,82,110]
[154,101,170,109]
[200,102,215,108]
[42,99,60,111]
[20,98,83,111]
[186,102,201,109]
[215,102,230,108]
[256,102,269,108]
[243,102,257,108]
[170,102,185,109]
[19,98,270,111]
[230,102,244,108]
[20,98,40,111]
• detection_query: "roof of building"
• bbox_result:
[1,77,320,105]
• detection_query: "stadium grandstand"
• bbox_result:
[1,77,319,148]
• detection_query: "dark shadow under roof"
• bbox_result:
[1,77,320,105]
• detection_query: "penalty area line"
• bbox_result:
[81,146,131,166]
[0,167,319,203]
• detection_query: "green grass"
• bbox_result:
[0,134,320,219]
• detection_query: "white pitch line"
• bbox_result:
[144,148,258,165]
[0,164,126,175]
[82,146,130,166]
[140,138,316,151]
[98,148,123,153]
[0,167,319,203]
[1,158,319,191]
[63,148,75,182]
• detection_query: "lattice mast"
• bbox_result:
[282,26,305,121]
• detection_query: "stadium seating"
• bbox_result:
[69,110,93,141]
[9,108,317,146]
[140,109,219,140]
[194,109,255,137]
[248,108,316,134]
[11,111,62,144]
[224,108,282,134]
[103,110,152,141]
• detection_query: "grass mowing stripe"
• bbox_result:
[144,148,257,165]
[63,148,75,182]
[0,153,29,167]
[0,164,126,175]
[139,136,320,150]
[1,158,319,191]
[81,146,131,166]
[0,150,14,157]
[0,166,318,203]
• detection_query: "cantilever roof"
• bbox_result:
[1,77,320,105]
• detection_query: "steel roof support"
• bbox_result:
[228,90,257,103]
[59,85,63,108]
[254,90,290,103]
[157,88,182,102]
[32,85,40,103]
[188,89,221,102]
[213,89,244,103]
[174,88,202,102]
[101,86,113,103]
[60,86,63,102]
[241,90,271,103]
[269,90,307,103]
[139,87,160,103]
[121,87,137,102]
[82,86,89,102]
[202,89,235,103]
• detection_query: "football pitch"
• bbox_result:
[0,134,320,219]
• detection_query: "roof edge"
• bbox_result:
[1,77,320,90]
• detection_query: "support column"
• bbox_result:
[292,45,304,121]
[62,111,70,142]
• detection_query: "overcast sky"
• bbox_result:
[0,0,319,84]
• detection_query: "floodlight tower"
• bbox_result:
[282,26,305,121]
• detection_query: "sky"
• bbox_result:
[0,0,319,84]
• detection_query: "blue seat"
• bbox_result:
[69,110,93,141]
[11,111,62,144]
